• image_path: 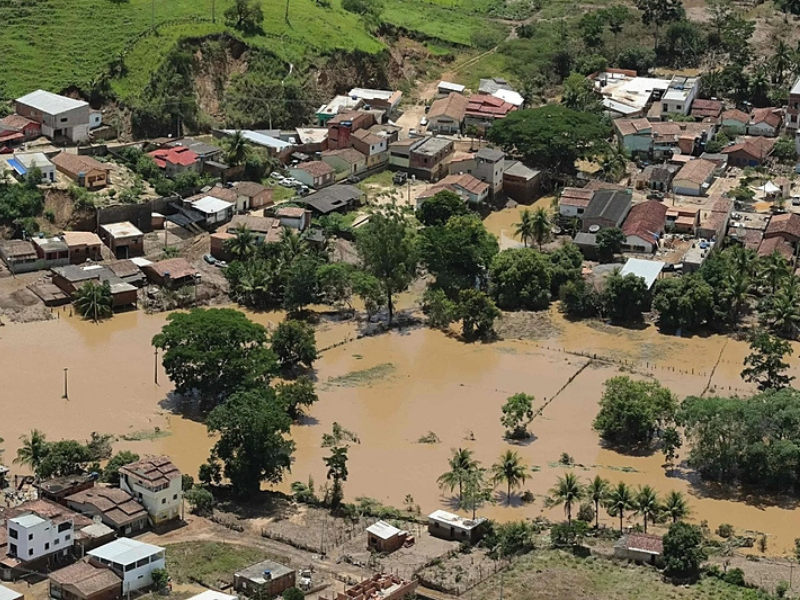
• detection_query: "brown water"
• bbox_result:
[2,306,800,554]
[482,196,556,244]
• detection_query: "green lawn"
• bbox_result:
[164,541,288,587]
[471,550,773,600]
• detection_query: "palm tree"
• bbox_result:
[514,209,535,248]
[14,429,47,474]
[437,448,479,503]
[724,270,752,324]
[549,471,585,524]
[223,130,251,166]
[599,144,629,182]
[491,450,527,505]
[73,281,113,323]
[766,280,800,337]
[225,225,257,260]
[634,485,661,534]
[586,475,610,529]
[662,490,690,524]
[770,39,792,85]
[278,227,309,265]
[760,251,790,295]
[606,481,634,533]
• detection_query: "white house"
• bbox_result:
[5,152,56,183]
[190,196,235,227]
[7,512,73,562]
[88,538,166,594]
[427,510,487,544]
[15,90,91,143]
[660,76,698,117]
[118,456,182,526]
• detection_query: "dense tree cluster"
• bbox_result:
[0,168,45,233]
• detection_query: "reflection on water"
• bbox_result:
[1,305,799,553]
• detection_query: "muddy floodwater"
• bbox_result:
[2,305,800,554]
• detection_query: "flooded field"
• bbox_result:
[2,305,800,554]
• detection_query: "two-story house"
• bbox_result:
[118,457,182,526]
[474,148,505,197]
[87,539,165,594]
[7,513,74,564]
[409,137,454,181]
[14,90,90,143]
[786,75,800,134]
[350,129,388,169]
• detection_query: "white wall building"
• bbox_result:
[15,90,90,143]
[7,512,73,562]
[660,76,698,117]
[119,456,183,526]
[88,538,166,594]
[190,196,235,227]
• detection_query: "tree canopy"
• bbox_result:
[489,248,553,311]
[416,190,468,227]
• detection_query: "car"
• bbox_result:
[792,196,800,206]
[298,186,311,196]
[647,191,664,200]
[420,117,428,126]
[216,260,228,268]
[270,171,283,179]
[393,172,408,185]
[424,105,431,114]
[346,175,361,184]
[203,254,217,265]
[279,178,294,187]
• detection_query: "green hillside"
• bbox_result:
[0,0,510,104]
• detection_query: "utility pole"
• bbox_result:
[212,0,216,22]
[154,348,159,385]
[63,368,69,399]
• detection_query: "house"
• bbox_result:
[722,137,776,166]
[574,232,599,259]
[409,136,454,181]
[665,206,699,234]
[4,152,56,183]
[62,232,103,264]
[141,258,199,289]
[427,93,469,135]
[634,164,677,192]
[787,75,800,134]
[502,161,541,203]
[758,236,794,260]
[65,488,148,535]
[0,240,39,274]
[720,109,750,135]
[50,561,122,600]
[368,123,402,145]
[315,96,364,125]
[327,112,375,150]
[321,148,367,180]
[147,147,200,177]
[219,130,294,161]
[51,153,111,189]
[614,118,654,156]
[660,76,699,117]
[0,584,22,600]
[294,128,329,154]
[234,560,295,597]
[212,215,285,259]
[475,148,505,196]
[190,196,235,227]
[105,260,146,288]
[621,201,667,253]
[15,90,90,143]
[764,213,800,244]
[318,575,416,600]
[416,174,489,207]
[351,129,389,169]
[118,456,182,525]
[166,138,223,163]
[437,81,465,96]
[274,207,312,231]
[690,99,723,121]
[87,539,165,594]
[347,88,403,114]
[366,521,407,554]
[748,107,782,137]
[428,510,486,543]
[31,236,70,268]
[581,189,632,232]
[589,71,670,119]
[0,114,41,142]
[300,185,363,215]
[3,501,80,570]
[100,222,144,259]
[558,187,594,218]
[671,158,716,196]
[619,258,665,289]
[388,138,420,170]
[289,161,336,189]
[233,181,273,211]
[614,533,663,565]
[464,95,517,132]
[51,265,138,308]
[478,77,515,96]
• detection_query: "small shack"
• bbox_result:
[614,533,663,565]
[366,520,407,554]
[49,561,122,600]
[427,510,486,544]
[234,559,295,597]
[142,258,200,289]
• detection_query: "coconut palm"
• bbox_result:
[766,282,800,338]
[599,144,629,182]
[437,448,479,503]
[14,429,47,474]
[662,490,690,524]
[73,280,113,323]
[634,485,661,534]
[491,450,527,505]
[225,225,257,260]
[223,130,251,166]
[606,481,635,533]
[549,471,585,524]
[278,228,309,265]
[514,209,535,248]
[586,475,610,529]
[760,251,790,295]
[530,207,551,250]
[724,270,752,324]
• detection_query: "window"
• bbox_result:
[54,538,60,545]
[29,549,34,556]
[65,534,71,541]
[173,494,178,500]
[125,563,135,572]
[28,534,33,541]
[45,543,50,551]
[161,498,166,504]
[58,522,71,533]
[662,103,668,112]
[9,528,17,539]
[9,544,17,556]
[676,105,682,111]
[60,117,68,123]
[136,558,149,568]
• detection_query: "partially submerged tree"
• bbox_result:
[549,471,585,524]
[74,281,113,323]
[492,450,527,504]
[501,393,535,439]
[741,329,794,391]
[271,319,318,370]
[437,448,479,503]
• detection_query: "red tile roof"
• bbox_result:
[0,114,38,131]
[673,158,716,185]
[722,137,776,161]
[615,118,651,137]
[622,200,667,241]
[465,94,516,119]
[119,455,181,486]
[294,160,334,177]
[437,173,489,196]
[691,99,723,118]
[758,236,794,259]
[765,213,800,240]
[559,187,594,208]
[148,146,199,168]
[750,107,782,129]
[50,561,122,596]
[428,93,469,122]
[721,109,749,124]
[51,152,112,176]
[624,533,663,554]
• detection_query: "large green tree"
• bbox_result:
[14,429,48,474]
[487,105,609,182]
[206,388,294,497]
[271,319,318,369]
[740,329,794,391]
[663,522,705,577]
[38,440,93,479]
[101,451,140,485]
[593,376,678,448]
[634,0,685,51]
[416,190,468,227]
[437,448,479,503]
[152,309,278,402]
[652,275,713,332]
[501,393,535,439]
[489,248,552,311]
[458,289,501,341]
[602,271,649,322]
[356,205,418,326]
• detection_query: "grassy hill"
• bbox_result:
[0,0,511,104]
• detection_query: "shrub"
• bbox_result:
[716,523,734,538]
